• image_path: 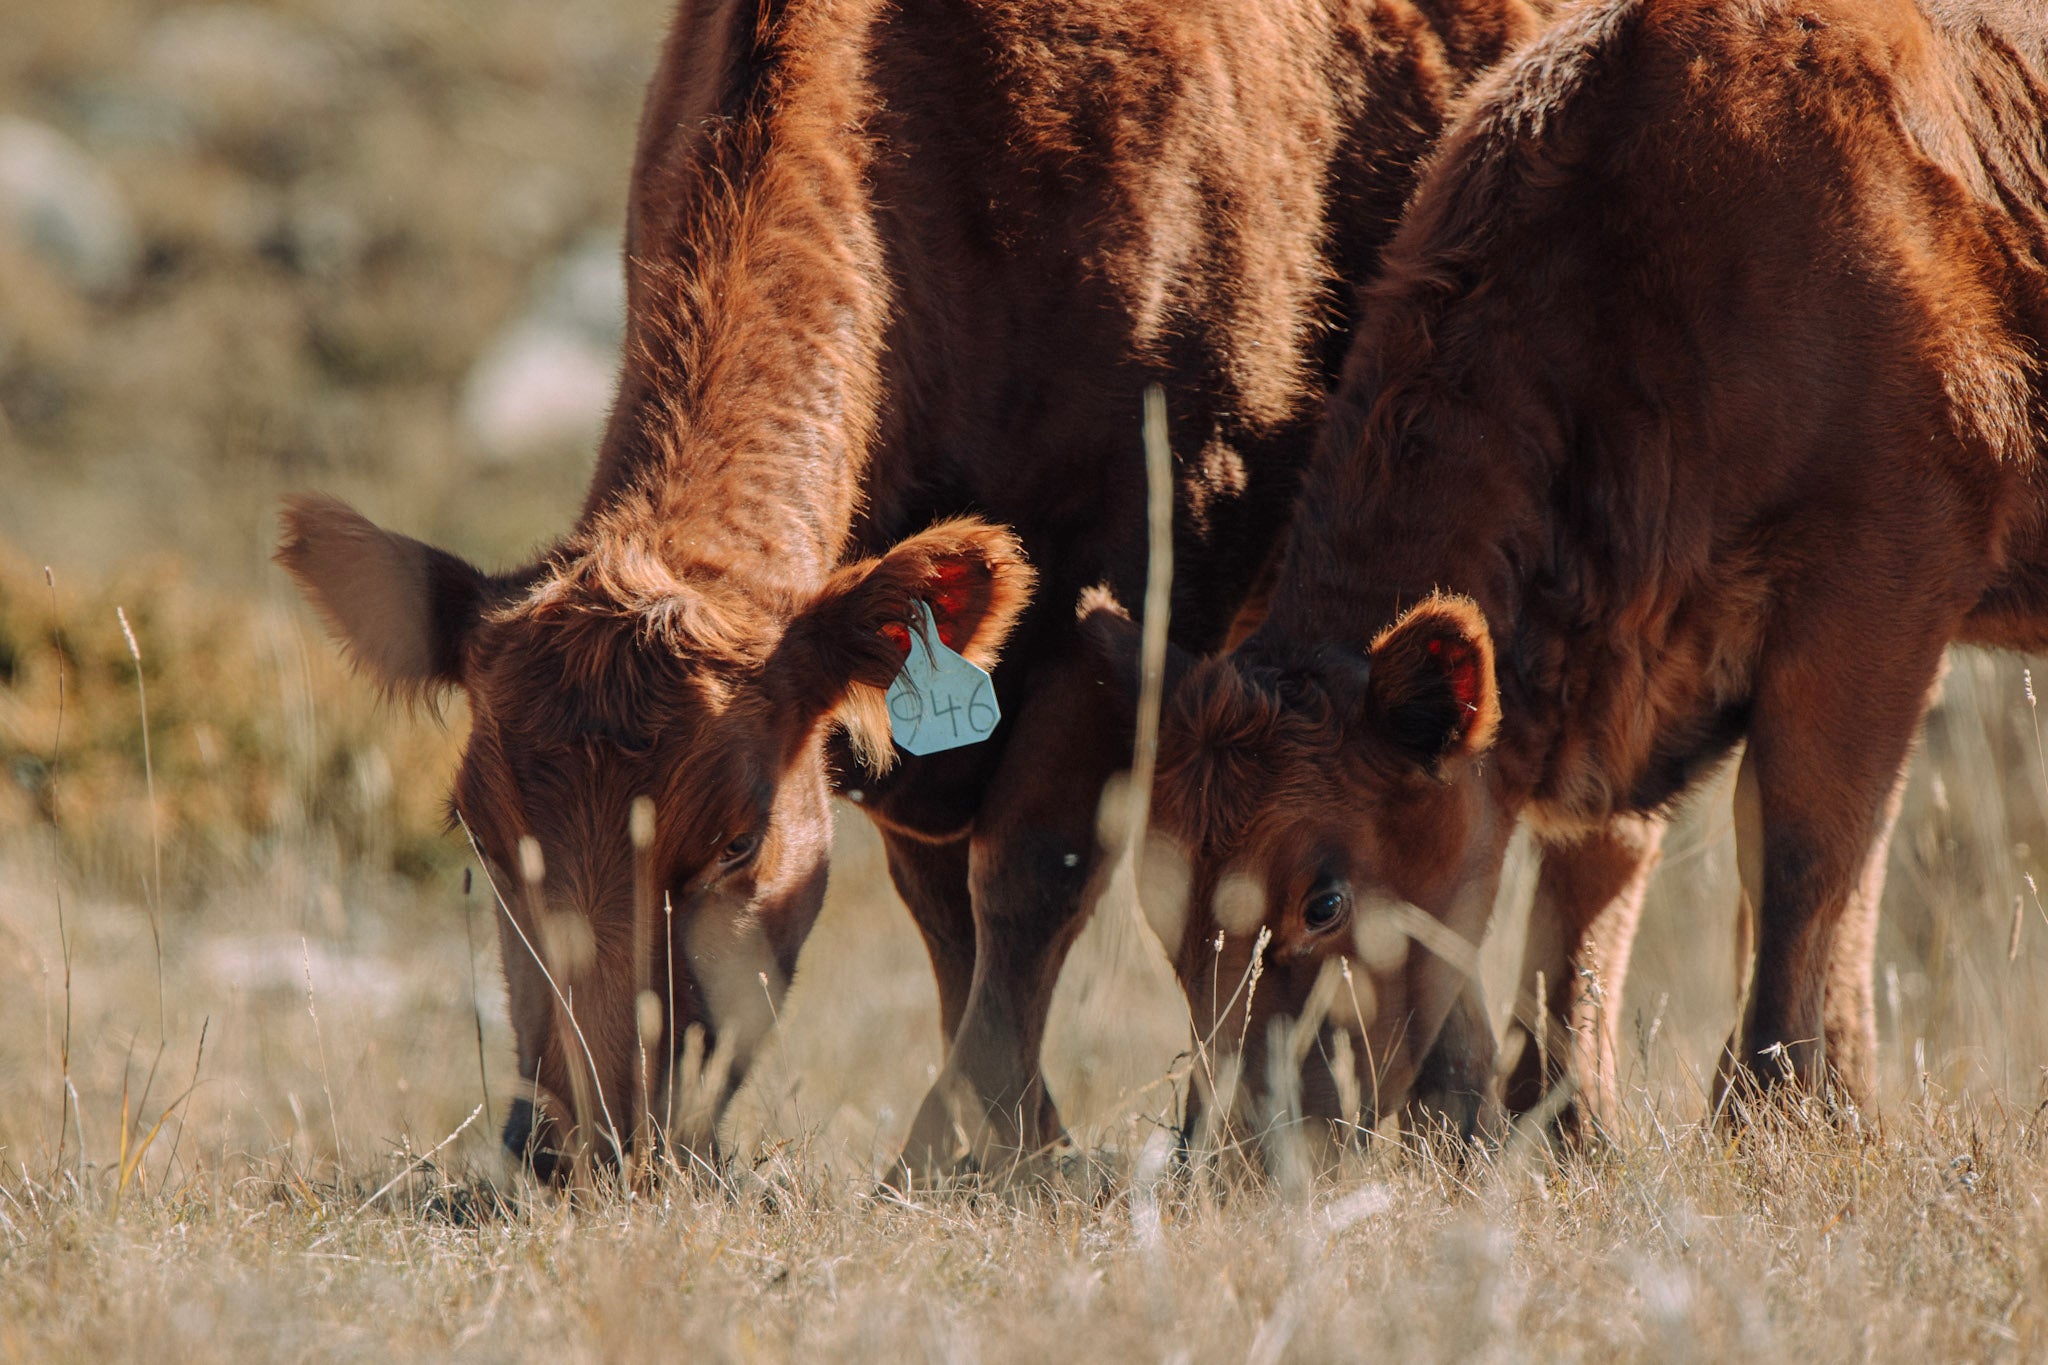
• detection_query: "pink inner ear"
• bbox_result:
[925,558,979,650]
[1427,636,1481,716]
[880,620,912,660]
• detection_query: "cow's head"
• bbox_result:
[279,496,1032,1178]
[1086,591,1508,1146]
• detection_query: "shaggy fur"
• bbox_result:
[1145,0,2048,1133]
[279,0,1551,1177]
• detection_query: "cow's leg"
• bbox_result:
[1719,742,1908,1112]
[1501,814,1664,1137]
[1818,757,1906,1107]
[892,654,1122,1181]
[880,827,1066,1142]
[879,831,977,1049]
[1722,616,1947,1103]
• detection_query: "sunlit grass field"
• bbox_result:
[6,554,2048,1360]
[8,0,2048,1359]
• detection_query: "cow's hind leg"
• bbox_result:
[891,653,1123,1183]
[1501,813,1664,1139]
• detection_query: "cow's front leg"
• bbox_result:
[880,831,978,1051]
[1817,755,1906,1107]
[892,655,1123,1182]
[1503,813,1665,1139]
[1717,736,1911,1115]
[880,827,1063,1140]
[1717,587,1953,1109]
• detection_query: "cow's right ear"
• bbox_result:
[275,495,488,701]
[1364,593,1500,773]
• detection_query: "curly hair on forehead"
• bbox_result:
[1155,655,1339,858]
[505,539,773,659]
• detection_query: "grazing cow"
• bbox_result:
[278,0,1551,1180]
[1092,0,2048,1143]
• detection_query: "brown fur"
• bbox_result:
[279,0,1550,1177]
[1140,0,2048,1131]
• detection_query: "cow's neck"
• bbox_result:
[1260,296,1750,829]
[1256,354,1561,802]
[576,0,889,602]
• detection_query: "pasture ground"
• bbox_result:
[7,0,2048,1358]
[4,582,2048,1360]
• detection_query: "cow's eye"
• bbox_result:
[1302,886,1349,933]
[718,830,762,870]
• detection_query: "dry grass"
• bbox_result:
[5,615,2048,1359]
[0,549,465,890]
[9,0,2048,1359]
[6,1098,2047,1362]
[4,846,2048,1365]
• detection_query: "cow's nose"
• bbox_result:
[502,1095,566,1182]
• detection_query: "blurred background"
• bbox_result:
[1,0,2044,1187]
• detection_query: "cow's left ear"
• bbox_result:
[1074,585,1197,723]
[772,518,1035,768]
[1364,593,1499,773]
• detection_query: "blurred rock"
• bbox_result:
[459,230,625,464]
[488,166,579,260]
[459,324,617,464]
[139,6,344,137]
[261,194,368,278]
[0,118,141,298]
[60,85,198,156]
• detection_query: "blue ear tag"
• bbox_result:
[885,601,1000,755]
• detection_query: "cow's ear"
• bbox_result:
[1075,585,1196,727]
[774,518,1035,768]
[1364,594,1499,773]
[276,495,489,701]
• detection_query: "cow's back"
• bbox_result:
[1767,0,2048,635]
[1264,0,2048,820]
[590,0,1547,660]
[849,0,1553,651]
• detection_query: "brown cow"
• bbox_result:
[1092,0,2048,1148]
[278,0,1552,1181]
